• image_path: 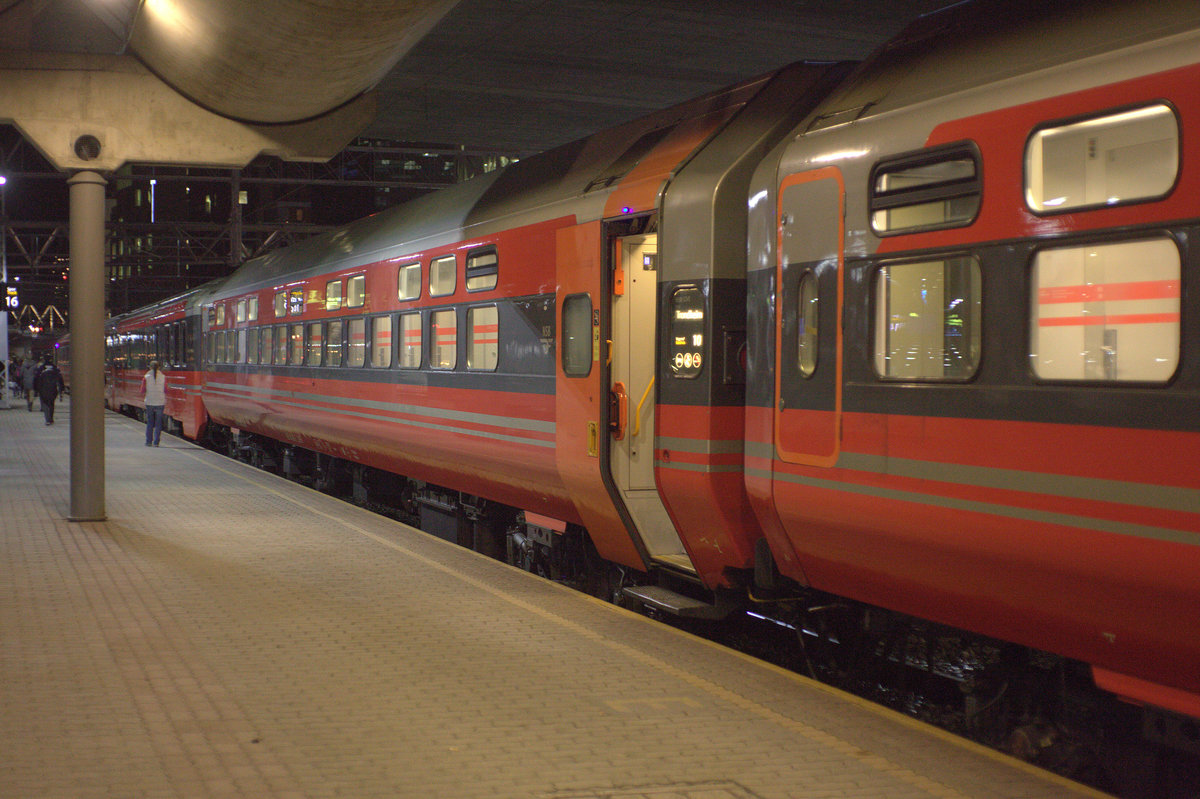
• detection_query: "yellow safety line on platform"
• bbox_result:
[180,442,1112,799]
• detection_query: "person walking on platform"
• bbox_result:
[34,356,64,425]
[141,360,167,446]
[21,357,38,411]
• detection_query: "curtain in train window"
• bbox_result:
[347,318,366,366]
[874,256,981,380]
[326,320,344,367]
[289,324,304,365]
[1026,104,1178,213]
[325,279,343,311]
[431,309,457,369]
[272,325,286,365]
[260,326,274,364]
[398,312,421,369]
[467,305,498,371]
[430,255,456,297]
[306,322,323,366]
[347,275,366,308]
[398,262,421,300]
[1030,237,1179,382]
[371,315,393,368]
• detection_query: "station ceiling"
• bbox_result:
[4,0,952,157]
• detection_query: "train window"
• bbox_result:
[347,275,366,308]
[218,331,230,364]
[289,324,304,365]
[246,329,257,364]
[260,326,274,364]
[234,329,246,363]
[430,255,456,297]
[347,318,366,366]
[797,272,818,378]
[274,325,288,365]
[248,297,258,322]
[398,312,421,369]
[398,262,421,301]
[325,279,343,311]
[668,286,705,379]
[467,306,499,371]
[874,256,981,381]
[184,318,196,364]
[430,309,457,369]
[216,304,226,326]
[466,247,498,292]
[371,315,393,368]
[306,322,323,366]
[869,143,981,235]
[236,299,246,323]
[1026,104,1178,213]
[1030,237,1179,383]
[288,289,304,315]
[274,291,286,318]
[327,320,344,367]
[562,293,593,377]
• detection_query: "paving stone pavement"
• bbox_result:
[0,401,1110,798]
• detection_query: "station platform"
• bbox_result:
[0,400,1109,799]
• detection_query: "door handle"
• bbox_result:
[609,381,627,440]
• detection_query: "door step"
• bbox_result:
[621,585,735,620]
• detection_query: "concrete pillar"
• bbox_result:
[67,170,107,522]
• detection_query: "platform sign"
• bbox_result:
[3,284,16,311]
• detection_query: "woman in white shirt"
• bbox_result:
[141,360,168,446]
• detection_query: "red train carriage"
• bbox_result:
[92,0,1200,771]
[744,0,1200,720]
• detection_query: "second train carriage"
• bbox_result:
[94,0,1200,753]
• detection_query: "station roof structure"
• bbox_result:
[3,0,950,156]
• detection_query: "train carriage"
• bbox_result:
[86,0,1200,773]
[745,0,1200,719]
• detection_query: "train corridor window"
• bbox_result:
[466,247,498,292]
[347,318,366,366]
[371,315,393,368]
[431,309,457,369]
[248,297,258,322]
[398,312,421,369]
[327,320,344,367]
[1030,237,1180,382]
[325,279,343,311]
[874,256,981,380]
[289,324,304,365]
[430,255,456,297]
[797,273,819,378]
[398,262,421,300]
[1026,104,1178,213]
[467,306,499,371]
[347,275,366,308]
[869,143,981,234]
[562,294,593,377]
[260,326,274,364]
[274,325,288,365]
[306,322,323,366]
[274,291,286,318]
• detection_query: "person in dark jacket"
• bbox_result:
[22,357,39,411]
[34,356,65,425]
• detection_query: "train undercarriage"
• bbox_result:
[190,418,1200,798]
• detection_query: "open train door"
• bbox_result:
[774,167,844,468]
[607,224,695,575]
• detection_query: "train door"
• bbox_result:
[609,231,695,573]
[774,167,843,467]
